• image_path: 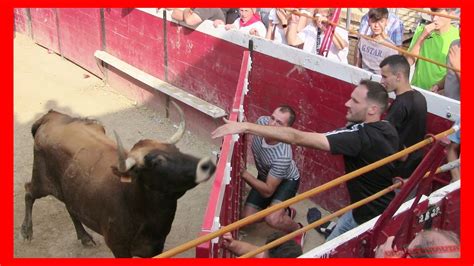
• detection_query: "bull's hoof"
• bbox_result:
[20,223,32,242]
[80,233,96,247]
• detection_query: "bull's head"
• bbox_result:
[112,101,216,195]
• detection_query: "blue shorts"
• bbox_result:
[245,175,300,211]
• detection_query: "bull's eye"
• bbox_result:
[156,155,168,166]
[200,163,210,171]
[145,153,168,168]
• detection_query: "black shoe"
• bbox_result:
[307,207,336,239]
[317,221,336,239]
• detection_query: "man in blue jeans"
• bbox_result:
[447,118,460,182]
[212,80,399,241]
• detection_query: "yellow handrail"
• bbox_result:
[240,161,451,258]
[407,8,460,20]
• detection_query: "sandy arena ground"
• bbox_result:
[13,33,223,258]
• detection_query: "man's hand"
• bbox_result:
[276,8,290,24]
[448,44,461,72]
[289,13,300,23]
[249,28,260,36]
[222,232,235,249]
[211,118,247,138]
[240,169,252,181]
[431,84,441,93]
[225,24,236,31]
[213,19,225,28]
[422,23,436,38]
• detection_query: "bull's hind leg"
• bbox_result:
[20,182,35,241]
[66,209,96,246]
[21,153,57,242]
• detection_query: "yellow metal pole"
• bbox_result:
[240,163,451,258]
[407,8,460,20]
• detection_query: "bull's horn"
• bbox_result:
[113,130,135,172]
[166,101,186,145]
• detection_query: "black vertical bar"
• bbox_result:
[54,8,63,59]
[100,8,108,82]
[100,8,106,51]
[26,8,33,39]
[247,39,254,97]
[163,9,170,118]
[248,39,254,57]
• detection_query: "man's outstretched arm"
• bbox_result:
[211,118,330,151]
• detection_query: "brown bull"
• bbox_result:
[20,102,216,257]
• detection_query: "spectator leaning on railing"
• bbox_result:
[171,8,225,27]
[287,8,349,64]
[221,8,267,38]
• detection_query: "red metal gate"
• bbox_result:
[196,51,251,258]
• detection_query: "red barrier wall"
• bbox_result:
[30,8,60,53]
[104,8,165,79]
[166,22,241,108]
[14,9,29,36]
[57,8,102,77]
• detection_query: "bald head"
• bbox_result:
[408,229,460,258]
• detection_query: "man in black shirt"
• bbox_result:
[212,80,399,241]
[380,55,427,180]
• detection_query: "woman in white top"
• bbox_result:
[265,8,291,44]
[287,8,349,64]
[224,8,267,38]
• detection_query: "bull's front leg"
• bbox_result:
[66,209,97,247]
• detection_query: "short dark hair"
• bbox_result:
[368,8,389,22]
[266,232,303,258]
[277,105,296,126]
[359,79,389,112]
[379,54,411,80]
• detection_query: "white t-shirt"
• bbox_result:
[298,24,349,63]
[267,9,287,44]
[231,18,267,38]
[358,37,397,74]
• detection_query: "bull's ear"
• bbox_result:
[111,157,136,180]
[111,166,133,183]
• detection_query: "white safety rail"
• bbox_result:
[208,54,252,250]
[94,50,226,119]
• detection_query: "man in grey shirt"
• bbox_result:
[240,105,304,245]
[431,39,461,100]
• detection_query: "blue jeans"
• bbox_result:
[326,210,359,241]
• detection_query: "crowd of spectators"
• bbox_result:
[167,8,460,102]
